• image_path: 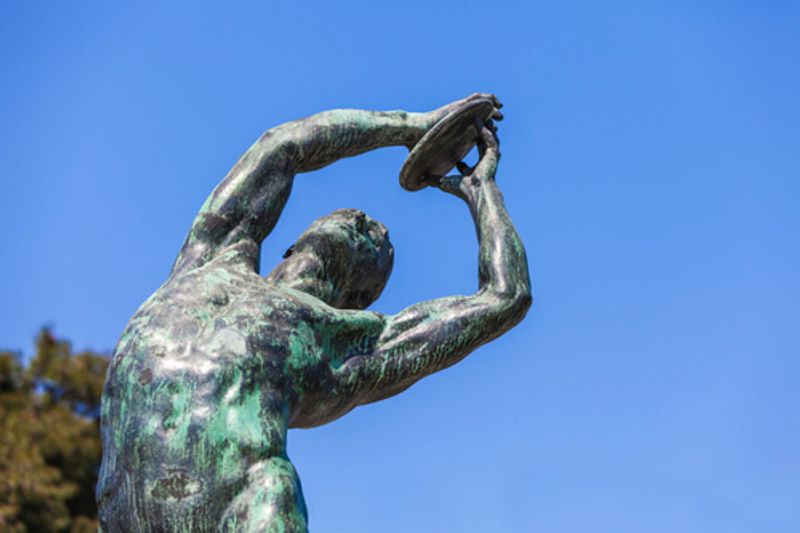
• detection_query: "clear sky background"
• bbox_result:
[1,1,798,531]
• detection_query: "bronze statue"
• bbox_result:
[97,93,531,532]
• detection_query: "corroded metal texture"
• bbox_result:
[97,94,531,532]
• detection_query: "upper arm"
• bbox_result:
[171,145,296,273]
[171,107,419,273]
[334,290,528,406]
[287,288,529,426]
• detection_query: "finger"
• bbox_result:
[473,93,503,111]
[477,137,487,159]
[479,93,502,108]
[480,125,499,149]
[488,124,500,147]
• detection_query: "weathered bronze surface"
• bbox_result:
[97,94,531,532]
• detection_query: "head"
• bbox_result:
[266,208,394,309]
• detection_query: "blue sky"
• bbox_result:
[2,1,798,531]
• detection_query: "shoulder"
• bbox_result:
[172,236,261,276]
[277,287,387,331]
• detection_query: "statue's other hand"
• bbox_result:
[466,93,503,121]
[426,93,504,130]
[430,123,500,204]
[430,173,471,202]
[463,93,504,119]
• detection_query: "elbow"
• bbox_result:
[511,286,533,320]
[516,288,533,315]
[486,284,533,323]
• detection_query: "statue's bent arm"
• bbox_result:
[171,109,434,273]
[170,94,500,274]
[333,128,531,408]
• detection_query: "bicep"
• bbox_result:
[335,294,505,405]
[172,166,294,273]
[377,295,494,361]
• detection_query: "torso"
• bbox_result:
[97,253,375,530]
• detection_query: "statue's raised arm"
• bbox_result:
[171,94,501,273]
[289,122,531,426]
[348,123,530,402]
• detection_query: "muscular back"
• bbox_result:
[97,245,381,530]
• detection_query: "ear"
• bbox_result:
[282,245,296,259]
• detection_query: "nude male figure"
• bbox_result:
[97,94,531,532]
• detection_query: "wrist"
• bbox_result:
[463,178,485,210]
[409,112,433,144]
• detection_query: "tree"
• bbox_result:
[0,329,108,532]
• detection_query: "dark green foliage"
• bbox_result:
[0,329,108,532]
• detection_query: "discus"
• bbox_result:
[399,98,496,191]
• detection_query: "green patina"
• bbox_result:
[164,380,194,453]
[204,390,270,477]
[287,321,322,373]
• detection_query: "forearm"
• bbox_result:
[471,181,531,304]
[198,108,429,219]
[256,109,431,174]
[175,108,425,269]
[246,94,497,175]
